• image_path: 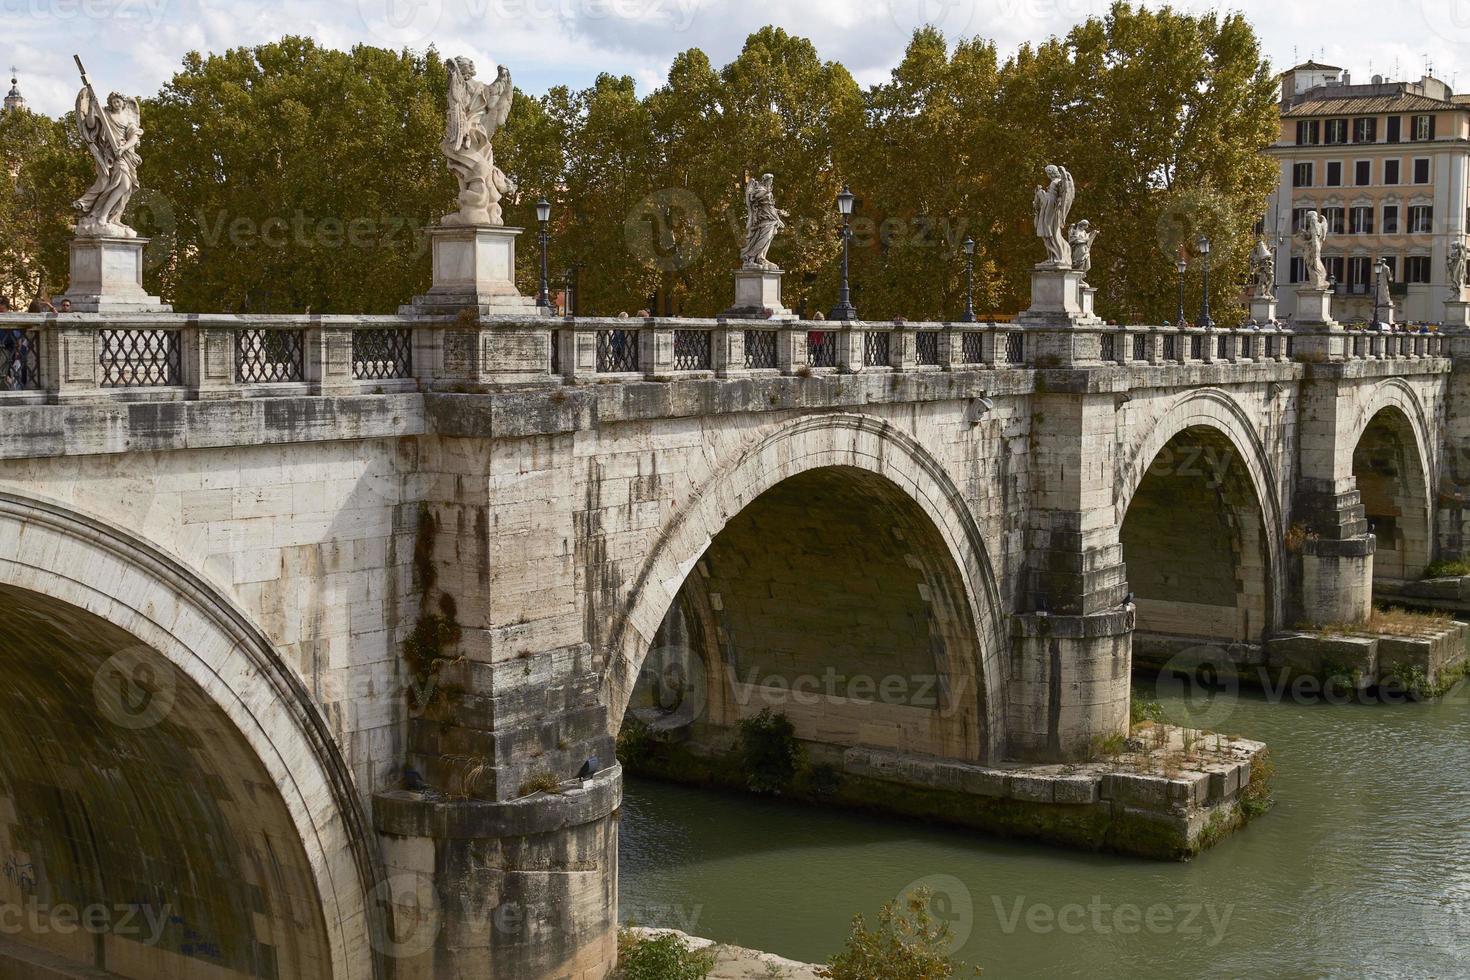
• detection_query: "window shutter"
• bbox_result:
[1430,115,1438,139]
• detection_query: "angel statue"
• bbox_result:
[441,55,517,226]
[1296,210,1329,289]
[1032,164,1075,268]
[1067,220,1100,282]
[1250,238,1276,299]
[71,57,142,238]
[740,173,787,271]
[1448,240,1468,300]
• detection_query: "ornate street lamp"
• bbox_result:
[960,237,977,323]
[1175,256,1188,326]
[536,197,552,309]
[1196,235,1214,328]
[829,185,858,321]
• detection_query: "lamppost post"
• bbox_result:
[1175,257,1188,326]
[536,197,551,309]
[829,185,858,321]
[960,237,976,323]
[1196,235,1214,328]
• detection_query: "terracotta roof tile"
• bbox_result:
[1283,93,1457,117]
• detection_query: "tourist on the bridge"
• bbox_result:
[0,296,10,313]
[28,297,54,313]
[57,299,72,313]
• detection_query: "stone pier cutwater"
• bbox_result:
[2,82,1469,980]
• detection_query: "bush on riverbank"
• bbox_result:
[819,888,980,979]
[738,708,803,795]
[616,928,715,980]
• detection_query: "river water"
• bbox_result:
[620,679,1470,977]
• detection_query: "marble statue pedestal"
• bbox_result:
[722,268,792,318]
[62,237,170,313]
[1374,302,1396,327]
[1022,265,1086,317]
[1444,300,1470,329]
[403,225,545,316]
[1294,287,1336,326]
[1249,295,1277,323]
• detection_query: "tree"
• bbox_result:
[0,108,90,305]
[820,889,980,980]
[142,38,452,313]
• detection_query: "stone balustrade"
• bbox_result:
[0,310,1454,405]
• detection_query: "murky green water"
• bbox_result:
[620,680,1470,977]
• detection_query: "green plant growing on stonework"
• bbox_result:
[1240,749,1275,819]
[819,888,980,980]
[1425,559,1470,579]
[737,708,803,795]
[615,929,715,980]
[1130,698,1163,726]
[616,716,656,770]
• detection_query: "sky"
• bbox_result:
[5,0,1469,117]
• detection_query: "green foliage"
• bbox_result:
[1425,559,1470,579]
[11,8,1279,322]
[0,107,91,304]
[737,708,801,795]
[1240,749,1274,819]
[819,888,980,980]
[616,715,656,770]
[615,930,715,980]
[1130,698,1164,725]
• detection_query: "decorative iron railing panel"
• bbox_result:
[1133,334,1147,361]
[960,332,984,364]
[99,329,181,387]
[1004,332,1024,364]
[673,329,711,371]
[550,330,560,374]
[596,329,640,373]
[236,329,304,383]
[1217,335,1228,360]
[352,329,414,380]
[1,329,40,391]
[1190,336,1202,360]
[1099,333,1114,362]
[744,330,777,370]
[864,331,890,367]
[1162,335,1176,361]
[915,331,941,366]
[807,330,837,368]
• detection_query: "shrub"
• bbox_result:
[819,889,979,980]
[1130,698,1163,726]
[616,716,655,770]
[616,930,715,980]
[1241,749,1275,819]
[1425,559,1470,579]
[738,708,802,795]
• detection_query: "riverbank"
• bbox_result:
[625,929,821,979]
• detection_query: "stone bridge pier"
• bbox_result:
[0,254,1463,979]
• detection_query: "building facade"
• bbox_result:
[1265,62,1470,323]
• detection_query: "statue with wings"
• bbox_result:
[1032,164,1075,268]
[71,57,143,238]
[441,56,517,226]
[740,173,786,271]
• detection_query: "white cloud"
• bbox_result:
[5,0,1466,116]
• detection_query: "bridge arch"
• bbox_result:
[0,491,380,980]
[604,413,1007,763]
[1118,389,1286,646]
[1348,384,1436,580]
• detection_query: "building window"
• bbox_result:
[1411,114,1435,141]
[1408,205,1433,233]
[1326,161,1342,186]
[1383,205,1399,234]
[1324,119,1348,144]
[1384,159,1400,184]
[1326,256,1345,285]
[1350,206,1374,234]
[1352,118,1377,143]
[1387,116,1401,143]
[1413,158,1430,183]
[1405,255,1432,283]
[1296,120,1321,145]
[1347,256,1371,292]
[1291,207,1310,232]
[1293,162,1314,187]
[1355,160,1372,186]
[1322,206,1346,234]
[1289,256,1305,283]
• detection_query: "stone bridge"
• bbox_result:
[0,261,1464,979]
